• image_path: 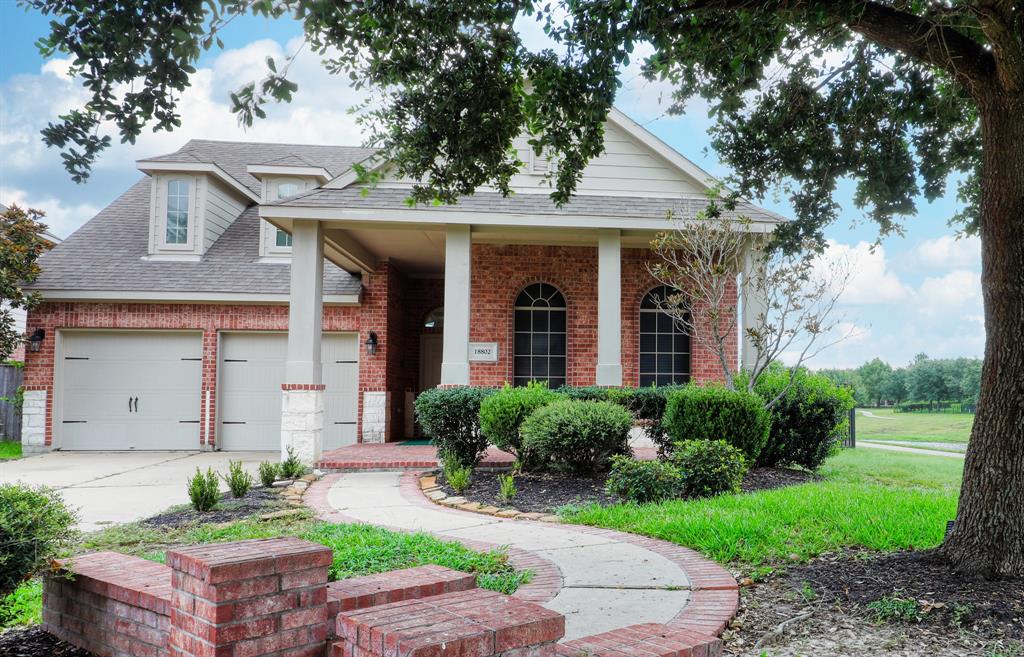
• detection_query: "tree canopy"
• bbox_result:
[0,205,48,360]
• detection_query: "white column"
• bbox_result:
[440,225,471,386]
[282,219,324,465]
[596,229,623,386]
[740,240,767,372]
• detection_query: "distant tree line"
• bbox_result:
[816,354,982,408]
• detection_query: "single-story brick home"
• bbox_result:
[20,108,782,461]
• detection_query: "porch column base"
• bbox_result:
[21,389,48,452]
[361,391,388,444]
[595,363,623,387]
[281,384,324,465]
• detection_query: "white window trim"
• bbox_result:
[258,177,315,258]
[151,174,201,255]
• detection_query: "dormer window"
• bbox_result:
[276,181,301,199]
[165,179,190,245]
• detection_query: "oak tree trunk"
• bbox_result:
[944,91,1024,578]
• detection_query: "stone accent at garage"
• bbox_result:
[281,385,325,465]
[360,391,388,444]
[20,389,47,454]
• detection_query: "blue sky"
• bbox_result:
[0,4,984,369]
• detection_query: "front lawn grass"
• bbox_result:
[561,449,961,570]
[0,440,22,459]
[856,407,973,443]
[2,505,530,630]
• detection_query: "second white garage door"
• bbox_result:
[218,333,359,451]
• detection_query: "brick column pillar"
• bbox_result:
[167,537,333,657]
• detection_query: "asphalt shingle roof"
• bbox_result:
[274,186,787,224]
[31,179,360,295]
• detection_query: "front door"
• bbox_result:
[419,334,444,391]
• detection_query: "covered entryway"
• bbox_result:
[58,331,202,450]
[218,332,358,451]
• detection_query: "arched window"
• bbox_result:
[423,307,444,330]
[513,283,567,388]
[639,285,690,386]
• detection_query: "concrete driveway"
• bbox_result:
[0,451,269,531]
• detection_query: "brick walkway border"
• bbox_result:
[304,473,738,637]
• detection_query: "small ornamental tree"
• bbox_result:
[0,205,48,360]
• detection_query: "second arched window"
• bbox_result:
[513,283,567,388]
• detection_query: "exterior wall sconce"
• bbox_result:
[28,328,45,353]
[365,331,379,356]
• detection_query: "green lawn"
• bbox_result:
[0,441,21,459]
[856,407,973,444]
[561,449,961,572]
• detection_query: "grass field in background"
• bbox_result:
[0,441,21,459]
[562,449,962,571]
[856,407,973,444]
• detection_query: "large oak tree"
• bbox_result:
[22,0,1023,577]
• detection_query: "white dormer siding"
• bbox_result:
[146,173,248,260]
[258,177,315,259]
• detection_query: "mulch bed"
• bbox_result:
[440,466,816,513]
[725,549,1023,656]
[0,627,91,657]
[142,487,288,528]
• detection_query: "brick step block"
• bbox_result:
[555,623,722,657]
[328,565,477,615]
[335,588,565,657]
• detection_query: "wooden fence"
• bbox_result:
[0,364,23,441]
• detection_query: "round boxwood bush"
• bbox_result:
[753,367,855,470]
[520,399,632,474]
[479,382,562,469]
[671,439,747,497]
[0,484,78,598]
[605,455,683,503]
[415,386,495,467]
[663,385,770,461]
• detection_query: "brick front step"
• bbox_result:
[335,588,565,657]
[556,623,722,657]
[327,565,477,616]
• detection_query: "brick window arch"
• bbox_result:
[639,285,691,386]
[513,283,567,388]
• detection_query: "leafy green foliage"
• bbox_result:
[605,455,683,503]
[443,462,472,494]
[220,460,254,498]
[520,399,632,475]
[557,384,684,453]
[0,442,22,460]
[753,367,855,470]
[415,386,495,467]
[479,382,562,469]
[671,440,747,498]
[258,461,280,488]
[280,446,305,479]
[663,386,771,461]
[186,468,219,512]
[0,580,41,629]
[0,484,77,598]
[498,474,517,503]
[0,205,48,360]
[868,596,922,623]
[820,354,982,407]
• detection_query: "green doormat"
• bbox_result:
[401,439,433,446]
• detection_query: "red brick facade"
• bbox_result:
[23,245,733,449]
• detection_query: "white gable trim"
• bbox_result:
[136,160,260,203]
[247,164,331,183]
[325,155,386,190]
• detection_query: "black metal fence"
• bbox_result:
[843,406,856,448]
[0,364,23,441]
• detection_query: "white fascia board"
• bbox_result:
[605,108,721,190]
[324,155,387,189]
[246,164,331,183]
[259,204,780,233]
[136,160,260,203]
[34,289,361,306]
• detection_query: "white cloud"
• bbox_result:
[818,240,913,305]
[914,234,981,269]
[0,187,101,239]
[915,269,982,318]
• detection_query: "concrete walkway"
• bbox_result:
[0,451,268,530]
[859,441,966,459]
[308,471,736,641]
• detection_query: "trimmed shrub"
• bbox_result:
[520,399,632,474]
[616,385,687,453]
[479,382,562,468]
[258,461,280,487]
[444,463,472,494]
[220,460,254,498]
[187,467,220,512]
[604,456,683,503]
[555,385,612,402]
[754,367,856,470]
[0,484,77,598]
[280,447,306,479]
[671,439,747,497]
[663,385,771,461]
[416,386,496,467]
[498,474,517,503]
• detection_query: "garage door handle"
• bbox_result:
[132,397,138,413]
[222,421,246,425]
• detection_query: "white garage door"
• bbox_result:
[218,333,359,451]
[59,331,202,451]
